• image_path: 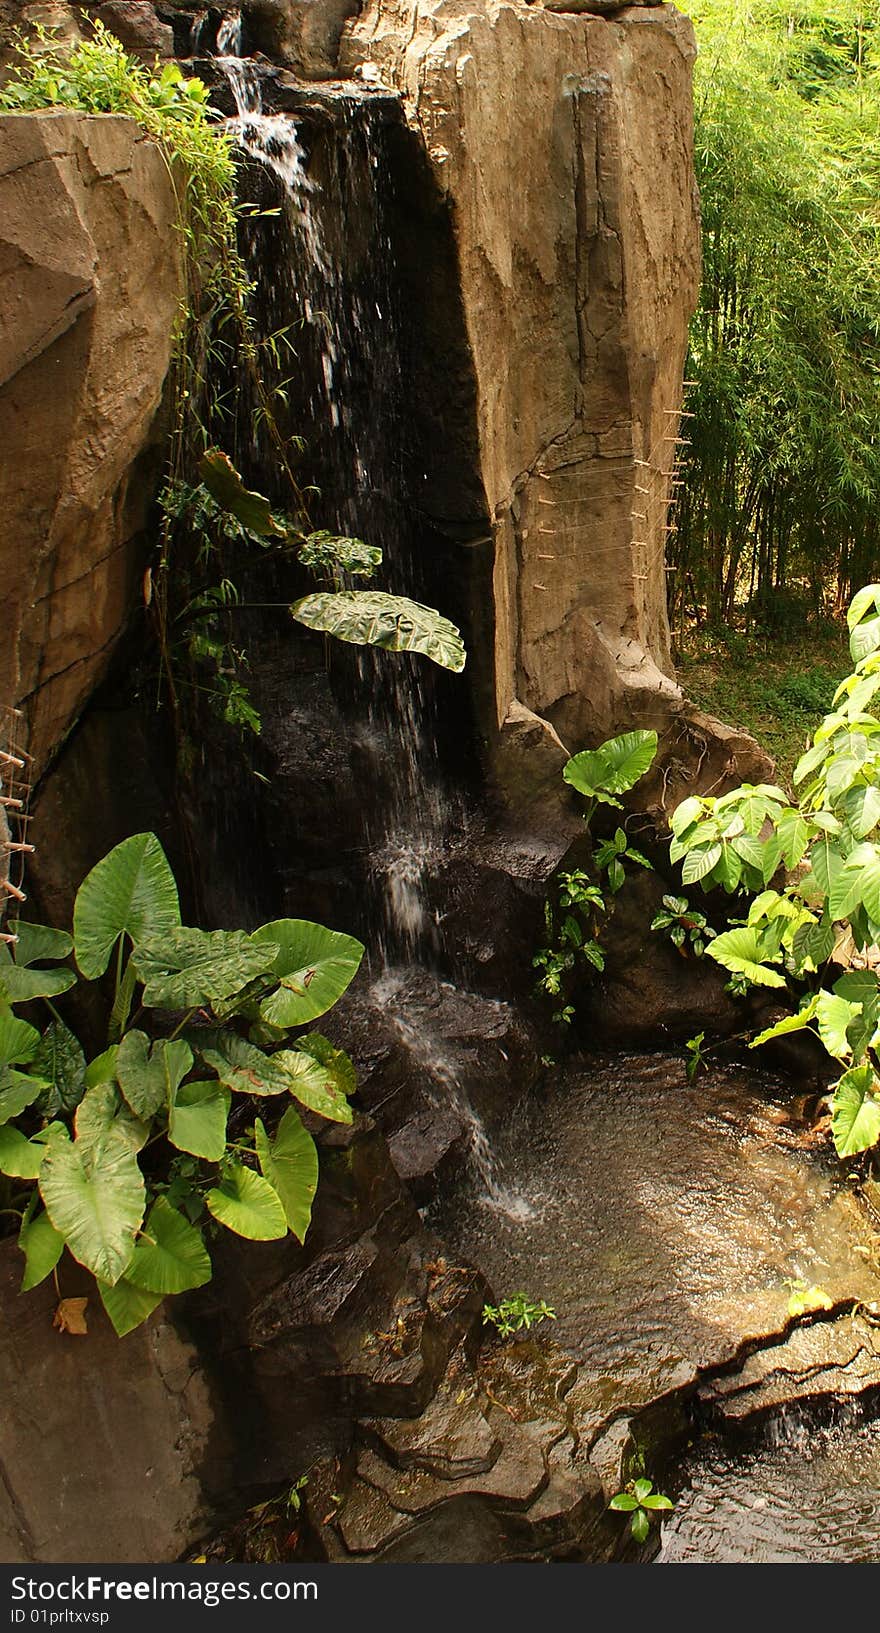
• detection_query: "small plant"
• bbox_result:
[0,833,366,1336]
[609,1479,674,1545]
[594,827,653,895]
[482,1294,557,1337]
[533,731,659,1025]
[650,894,716,957]
[784,1278,834,1319]
[684,1031,706,1083]
[532,872,606,1025]
[563,730,659,827]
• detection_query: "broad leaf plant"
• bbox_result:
[0,834,364,1335]
[670,584,880,1159]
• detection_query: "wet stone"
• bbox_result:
[701,1313,880,1424]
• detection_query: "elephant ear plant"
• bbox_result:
[0,833,364,1335]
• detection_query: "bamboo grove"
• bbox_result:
[669,0,880,636]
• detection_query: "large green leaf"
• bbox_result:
[840,784,880,840]
[252,919,364,1029]
[197,1031,291,1096]
[295,1033,357,1099]
[829,842,880,924]
[205,1164,287,1240]
[0,1124,49,1179]
[563,730,658,802]
[74,1084,149,1153]
[116,1031,192,1120]
[815,992,861,1061]
[31,1021,86,1118]
[199,449,286,538]
[272,1049,354,1123]
[0,944,76,1003]
[125,1197,212,1295]
[10,922,73,966]
[98,1276,162,1337]
[290,591,467,673]
[707,926,787,988]
[0,1070,46,1124]
[133,927,277,1011]
[835,970,880,1059]
[168,1078,230,1161]
[751,995,819,1049]
[681,843,722,885]
[38,1127,146,1286]
[19,1207,64,1292]
[74,833,180,980]
[831,1065,880,1157]
[0,1010,40,1066]
[254,1108,318,1244]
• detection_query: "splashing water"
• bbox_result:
[371,970,536,1220]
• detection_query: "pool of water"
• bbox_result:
[659,1409,880,1563]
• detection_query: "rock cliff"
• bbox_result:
[0,110,179,775]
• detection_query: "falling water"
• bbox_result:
[207,22,518,1205]
[214,26,464,964]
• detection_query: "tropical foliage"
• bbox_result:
[0,835,364,1335]
[670,0,880,631]
[670,585,880,1158]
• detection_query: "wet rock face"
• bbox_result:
[304,1340,616,1562]
[0,111,179,774]
[0,1240,226,1564]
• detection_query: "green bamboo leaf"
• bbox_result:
[253,919,364,1029]
[254,1107,318,1243]
[39,1127,145,1286]
[125,1197,211,1294]
[74,833,180,980]
[205,1163,287,1240]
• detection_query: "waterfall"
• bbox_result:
[215,31,462,965]
[205,26,526,1208]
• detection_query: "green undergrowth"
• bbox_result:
[676,621,848,782]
